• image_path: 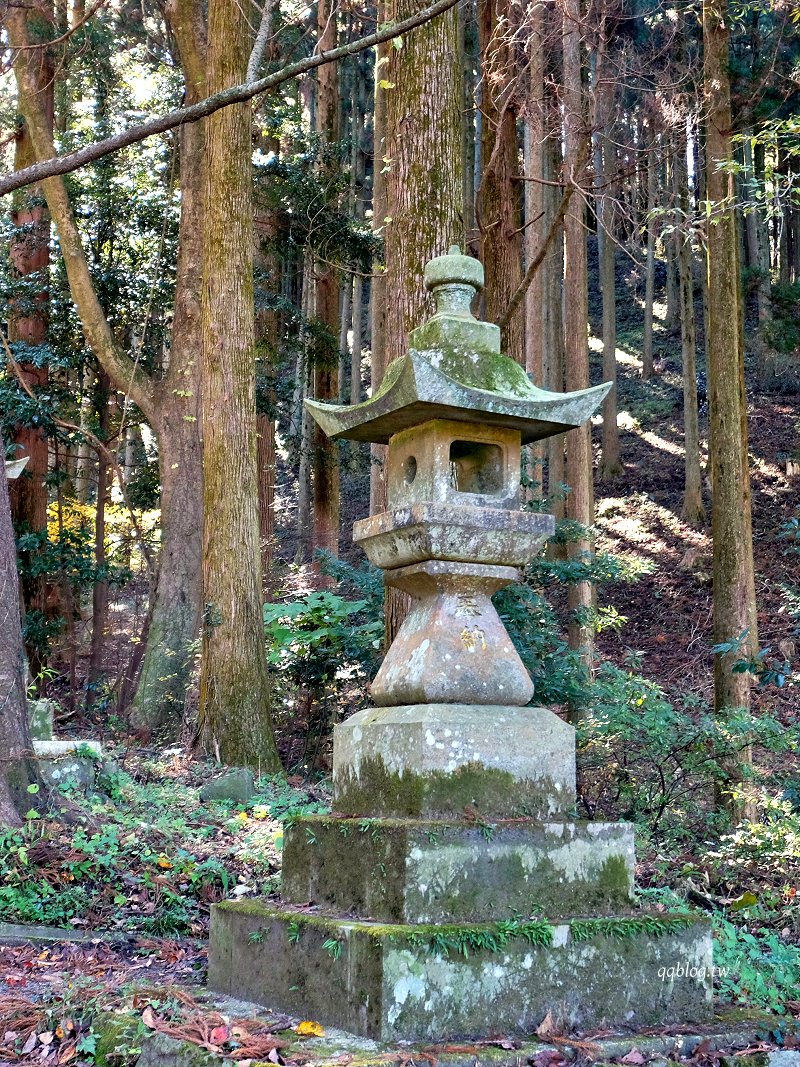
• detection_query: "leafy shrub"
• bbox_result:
[264,555,384,766]
[714,916,800,1013]
[577,671,799,841]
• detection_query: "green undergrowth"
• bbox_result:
[0,760,328,935]
[637,886,800,1015]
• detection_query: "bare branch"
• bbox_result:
[1,0,459,196]
[246,0,276,82]
[498,137,590,333]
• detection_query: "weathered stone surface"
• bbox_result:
[37,753,98,791]
[333,704,575,818]
[208,901,713,1042]
[281,816,634,922]
[34,738,102,758]
[384,420,521,511]
[304,250,611,446]
[355,503,554,570]
[371,562,533,707]
[27,699,56,741]
[199,767,256,803]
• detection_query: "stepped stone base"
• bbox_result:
[333,704,575,819]
[208,901,713,1042]
[282,815,635,923]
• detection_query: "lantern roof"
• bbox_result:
[305,247,611,445]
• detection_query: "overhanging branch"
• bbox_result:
[1,0,459,197]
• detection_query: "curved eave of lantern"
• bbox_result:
[305,347,613,445]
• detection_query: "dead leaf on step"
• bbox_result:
[536,1011,555,1038]
[621,1048,645,1064]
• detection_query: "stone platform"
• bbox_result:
[280,815,635,922]
[332,704,576,819]
[208,700,713,1039]
[208,901,713,1042]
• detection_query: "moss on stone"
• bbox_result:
[92,1013,143,1066]
[282,815,636,923]
[334,757,559,820]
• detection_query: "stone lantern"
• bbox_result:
[209,249,711,1042]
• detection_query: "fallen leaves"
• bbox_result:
[294,1020,325,1037]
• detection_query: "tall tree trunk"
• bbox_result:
[197,0,280,772]
[523,0,546,499]
[0,447,40,827]
[562,0,594,693]
[598,125,621,479]
[544,134,566,516]
[462,0,478,239]
[312,0,341,570]
[368,32,389,517]
[477,0,523,363]
[665,157,680,334]
[751,140,776,388]
[675,120,705,527]
[87,370,110,706]
[704,0,758,814]
[641,130,657,380]
[8,0,54,687]
[130,0,205,735]
[378,0,464,642]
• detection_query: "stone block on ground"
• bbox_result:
[37,755,97,792]
[333,704,575,819]
[208,901,713,1042]
[27,699,56,741]
[34,738,102,758]
[199,768,256,804]
[281,815,634,922]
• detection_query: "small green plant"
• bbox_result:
[287,920,302,944]
[323,937,342,959]
[714,915,800,1014]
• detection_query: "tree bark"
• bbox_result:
[522,0,546,500]
[86,370,110,705]
[704,0,759,808]
[562,0,594,692]
[675,122,705,527]
[0,446,40,827]
[197,0,281,772]
[127,0,205,735]
[477,0,523,363]
[641,131,657,380]
[312,0,341,571]
[598,125,621,479]
[378,0,464,642]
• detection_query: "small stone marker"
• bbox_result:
[208,249,712,1041]
[27,698,56,741]
[200,767,256,804]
